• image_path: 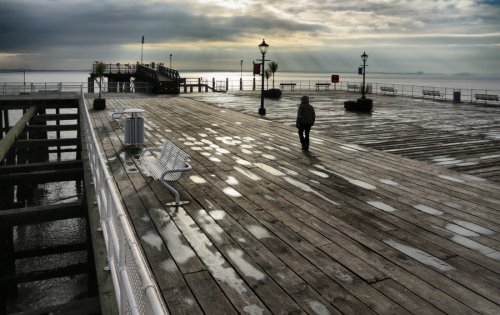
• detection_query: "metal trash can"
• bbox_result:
[125,116,144,146]
[453,89,461,103]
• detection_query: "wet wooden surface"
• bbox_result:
[188,90,500,183]
[89,94,500,314]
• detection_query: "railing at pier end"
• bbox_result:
[80,90,168,315]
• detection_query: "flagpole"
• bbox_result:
[141,36,144,65]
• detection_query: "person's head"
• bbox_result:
[301,95,309,104]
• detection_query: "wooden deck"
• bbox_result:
[187,91,500,183]
[89,94,500,314]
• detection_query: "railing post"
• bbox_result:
[212,78,215,91]
[226,78,229,91]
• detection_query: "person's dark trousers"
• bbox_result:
[298,124,312,150]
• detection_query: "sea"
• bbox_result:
[1,70,499,91]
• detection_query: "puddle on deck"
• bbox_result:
[383,239,455,272]
[413,204,444,216]
[368,201,397,212]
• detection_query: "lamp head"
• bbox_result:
[361,51,368,62]
[258,39,269,54]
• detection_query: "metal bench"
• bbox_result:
[279,83,296,91]
[140,139,192,206]
[422,90,441,97]
[475,94,499,102]
[110,104,125,121]
[380,86,397,94]
[347,83,359,91]
[315,83,330,91]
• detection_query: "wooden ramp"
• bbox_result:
[90,96,500,314]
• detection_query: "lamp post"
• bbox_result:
[170,54,172,68]
[361,51,368,99]
[258,39,269,116]
[240,60,243,90]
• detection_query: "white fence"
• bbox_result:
[1,80,498,104]
[184,78,500,103]
[81,92,168,315]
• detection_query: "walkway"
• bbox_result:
[89,94,500,314]
[186,90,500,183]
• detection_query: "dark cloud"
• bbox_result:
[0,0,325,52]
[0,0,499,74]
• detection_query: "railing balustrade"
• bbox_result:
[81,91,168,315]
[1,80,498,104]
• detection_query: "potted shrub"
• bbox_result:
[93,61,107,110]
[344,83,373,112]
[263,61,282,98]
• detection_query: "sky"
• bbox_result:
[0,0,499,75]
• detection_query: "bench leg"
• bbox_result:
[161,181,190,206]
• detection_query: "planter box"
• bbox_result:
[263,89,282,99]
[344,98,373,112]
[93,98,106,110]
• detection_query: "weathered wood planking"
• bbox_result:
[89,95,500,315]
[187,91,500,183]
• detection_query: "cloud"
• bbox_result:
[0,0,499,74]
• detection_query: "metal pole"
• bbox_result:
[170,54,172,68]
[141,36,144,65]
[362,59,366,99]
[259,53,266,116]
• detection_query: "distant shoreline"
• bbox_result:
[0,69,493,77]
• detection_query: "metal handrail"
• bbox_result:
[80,90,168,315]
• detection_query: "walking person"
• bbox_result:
[296,96,315,151]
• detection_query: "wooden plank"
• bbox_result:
[0,160,82,175]
[372,279,446,314]
[0,201,84,226]
[0,105,36,161]
[185,271,238,315]
[14,138,80,147]
[86,95,500,315]
[0,168,83,184]
[12,297,101,315]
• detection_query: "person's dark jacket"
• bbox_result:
[296,100,315,127]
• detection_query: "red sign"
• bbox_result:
[253,63,261,75]
[331,74,339,83]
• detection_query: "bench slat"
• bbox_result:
[475,94,498,101]
[140,139,192,205]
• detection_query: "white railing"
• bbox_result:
[0,82,85,95]
[80,91,168,315]
[182,78,500,103]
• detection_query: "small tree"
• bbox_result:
[268,61,279,89]
[94,61,106,99]
[93,61,107,110]
[264,69,272,90]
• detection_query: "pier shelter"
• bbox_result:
[88,62,184,95]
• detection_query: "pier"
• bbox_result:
[0,93,113,314]
[1,90,500,314]
[88,62,185,94]
[90,93,499,314]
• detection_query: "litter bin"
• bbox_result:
[453,89,461,103]
[124,108,145,146]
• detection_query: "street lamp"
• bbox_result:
[258,39,269,116]
[170,54,172,68]
[240,60,244,91]
[361,51,368,99]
